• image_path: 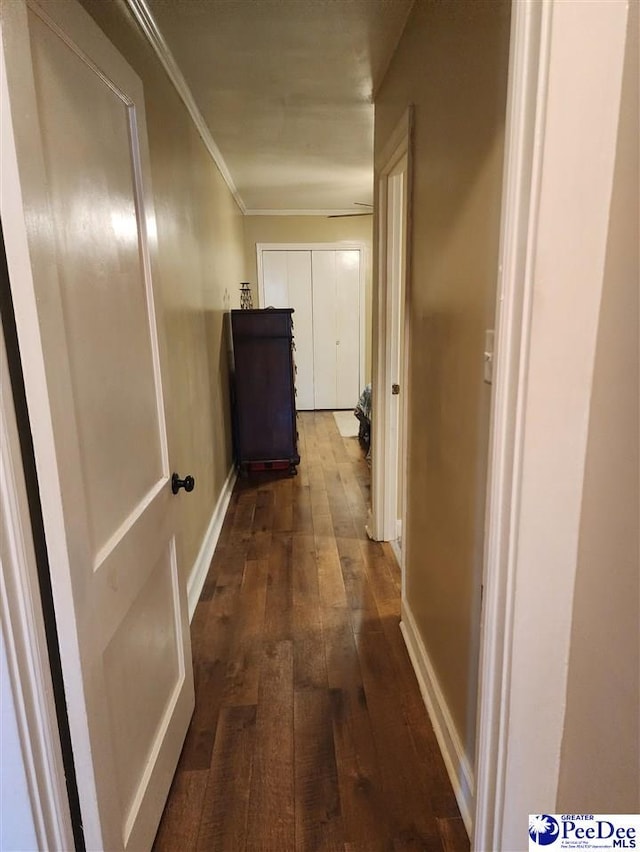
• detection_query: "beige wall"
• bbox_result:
[557,1,639,812]
[243,214,373,381]
[374,0,510,761]
[80,0,246,587]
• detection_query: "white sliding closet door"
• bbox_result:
[312,250,361,409]
[261,245,362,410]
[335,250,361,407]
[311,251,337,409]
[262,250,314,409]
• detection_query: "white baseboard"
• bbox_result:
[187,465,237,621]
[400,600,474,836]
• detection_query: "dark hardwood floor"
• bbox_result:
[154,412,469,852]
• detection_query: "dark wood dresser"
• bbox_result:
[230,308,300,475]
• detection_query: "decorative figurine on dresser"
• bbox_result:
[230,308,300,476]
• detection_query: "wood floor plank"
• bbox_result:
[265,531,293,642]
[316,541,348,609]
[292,532,320,608]
[337,461,367,518]
[196,704,257,851]
[294,688,344,850]
[293,482,314,533]
[153,769,208,851]
[246,640,295,851]
[336,536,380,631]
[330,685,392,850]
[437,817,470,852]
[292,531,327,689]
[223,558,269,706]
[179,574,244,770]
[253,488,274,531]
[273,475,295,532]
[233,490,258,539]
[322,605,365,691]
[355,627,444,849]
[179,530,250,770]
[359,539,400,619]
[381,616,461,819]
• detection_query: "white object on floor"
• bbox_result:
[333,410,359,438]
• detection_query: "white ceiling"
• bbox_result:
[145,0,414,213]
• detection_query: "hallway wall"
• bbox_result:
[557,0,639,811]
[79,1,246,588]
[243,214,373,381]
[374,0,511,769]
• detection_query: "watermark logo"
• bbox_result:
[529,815,560,846]
[528,814,639,850]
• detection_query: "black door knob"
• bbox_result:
[172,473,195,494]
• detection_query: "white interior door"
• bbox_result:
[384,155,409,557]
[311,250,338,408]
[262,250,314,409]
[1,2,194,849]
[370,110,412,551]
[312,249,361,409]
[335,250,361,408]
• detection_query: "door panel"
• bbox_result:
[103,541,180,833]
[1,2,194,850]
[28,8,167,556]
[335,250,360,408]
[311,250,338,408]
[383,154,409,552]
[262,250,314,409]
[285,251,314,410]
[262,250,288,308]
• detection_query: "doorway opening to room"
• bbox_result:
[370,110,411,581]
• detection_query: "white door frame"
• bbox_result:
[0,317,75,852]
[473,3,549,843]
[0,35,74,850]
[256,242,367,398]
[370,108,412,555]
[474,0,629,848]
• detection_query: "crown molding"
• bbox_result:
[244,208,373,217]
[124,0,246,214]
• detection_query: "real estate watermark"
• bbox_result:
[529,815,639,850]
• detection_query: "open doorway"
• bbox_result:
[370,110,411,582]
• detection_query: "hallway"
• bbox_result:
[153,412,468,851]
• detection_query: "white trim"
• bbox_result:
[473,2,548,848]
[0,326,75,851]
[245,209,372,217]
[474,2,630,849]
[375,107,412,172]
[257,241,369,252]
[123,0,246,214]
[370,107,412,543]
[187,465,237,620]
[400,601,474,836]
[255,242,367,400]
